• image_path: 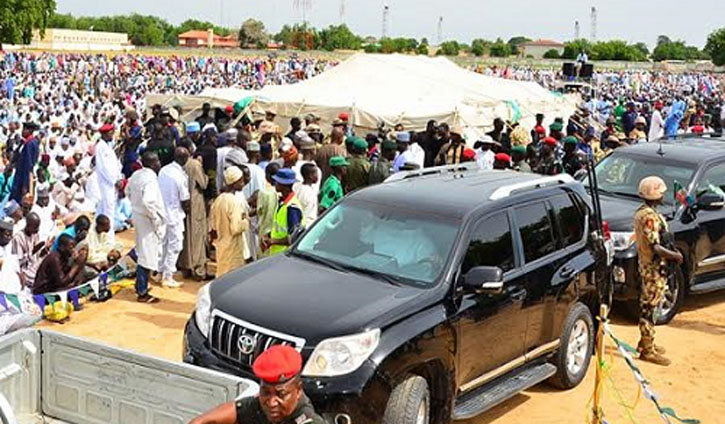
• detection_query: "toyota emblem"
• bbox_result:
[238,335,256,355]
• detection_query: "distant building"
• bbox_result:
[178,29,238,48]
[28,28,133,51]
[519,39,565,59]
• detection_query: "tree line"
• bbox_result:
[1,1,724,66]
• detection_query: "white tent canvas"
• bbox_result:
[147,53,576,137]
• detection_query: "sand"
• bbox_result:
[40,231,724,423]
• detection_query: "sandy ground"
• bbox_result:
[39,232,724,424]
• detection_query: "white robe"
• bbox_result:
[648,110,665,142]
[94,139,121,232]
[126,168,167,271]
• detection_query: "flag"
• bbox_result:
[0,294,7,311]
[6,294,20,311]
[33,295,46,311]
[68,289,80,309]
[674,180,694,207]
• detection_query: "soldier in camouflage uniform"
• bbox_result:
[633,176,683,366]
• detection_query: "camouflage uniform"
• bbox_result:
[535,154,563,175]
[633,204,668,355]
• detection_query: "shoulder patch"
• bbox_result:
[295,414,313,424]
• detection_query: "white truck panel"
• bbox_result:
[0,329,258,424]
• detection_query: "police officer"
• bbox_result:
[535,138,563,175]
[510,145,531,172]
[634,176,683,366]
[191,345,326,424]
[265,169,305,256]
[562,136,583,176]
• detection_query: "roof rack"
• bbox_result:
[384,162,479,183]
[489,174,574,200]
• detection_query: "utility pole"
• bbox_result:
[575,20,580,40]
[590,6,597,42]
[339,0,345,23]
[382,4,390,39]
[437,16,443,44]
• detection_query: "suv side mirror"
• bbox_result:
[462,266,504,293]
[697,192,725,211]
[290,226,305,244]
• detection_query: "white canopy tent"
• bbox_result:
[147,53,576,138]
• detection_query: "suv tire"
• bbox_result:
[625,265,685,325]
[383,375,430,424]
[549,302,594,389]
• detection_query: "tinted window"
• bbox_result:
[515,202,557,263]
[550,194,585,247]
[696,163,725,198]
[462,213,515,274]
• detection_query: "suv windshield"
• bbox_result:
[587,153,696,205]
[294,200,460,287]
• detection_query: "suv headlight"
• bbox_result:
[302,329,380,377]
[611,231,635,251]
[194,283,212,338]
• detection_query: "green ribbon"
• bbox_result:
[659,407,701,424]
[5,294,20,311]
[44,294,56,306]
[79,286,90,296]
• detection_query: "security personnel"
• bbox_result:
[319,156,348,213]
[265,169,305,256]
[535,137,563,175]
[345,137,371,192]
[562,136,583,176]
[510,145,531,172]
[634,176,683,366]
[190,345,326,424]
[368,140,397,185]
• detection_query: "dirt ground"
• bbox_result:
[39,233,723,424]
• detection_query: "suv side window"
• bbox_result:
[515,202,557,263]
[550,193,585,247]
[696,163,725,198]
[461,212,515,274]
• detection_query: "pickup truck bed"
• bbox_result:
[0,329,257,424]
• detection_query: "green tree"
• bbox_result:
[489,38,511,57]
[543,49,560,59]
[507,36,531,55]
[0,0,56,45]
[318,24,361,51]
[416,38,429,55]
[652,38,703,61]
[436,40,460,56]
[705,28,725,66]
[633,42,650,58]
[470,38,491,57]
[591,40,647,61]
[238,18,269,48]
[562,39,592,59]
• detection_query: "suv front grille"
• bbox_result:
[209,310,306,368]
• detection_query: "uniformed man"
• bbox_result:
[319,156,348,213]
[562,136,583,176]
[634,176,683,366]
[511,145,531,172]
[190,345,325,424]
[345,137,371,192]
[264,169,305,256]
[535,138,563,175]
[492,153,511,170]
[368,140,396,185]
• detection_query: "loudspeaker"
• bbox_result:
[579,63,594,78]
[562,62,576,77]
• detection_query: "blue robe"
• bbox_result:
[11,137,39,203]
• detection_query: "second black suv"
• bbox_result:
[592,137,725,323]
[184,166,608,424]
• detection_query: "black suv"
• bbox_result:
[184,166,609,424]
[592,137,725,323]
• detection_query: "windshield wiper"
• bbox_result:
[597,187,639,200]
[342,265,406,287]
[290,251,349,273]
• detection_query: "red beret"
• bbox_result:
[338,112,349,121]
[543,137,558,147]
[252,345,302,384]
[462,148,476,160]
[225,105,234,114]
[534,125,546,134]
[495,153,511,162]
[99,124,115,133]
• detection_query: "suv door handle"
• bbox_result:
[560,266,576,279]
[510,289,527,301]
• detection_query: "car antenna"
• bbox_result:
[656,137,665,157]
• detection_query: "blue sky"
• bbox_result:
[56,0,722,47]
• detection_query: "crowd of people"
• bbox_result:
[0,50,724,334]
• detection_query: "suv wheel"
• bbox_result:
[549,303,594,389]
[625,266,685,325]
[383,375,429,424]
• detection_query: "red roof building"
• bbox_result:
[178,30,238,48]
